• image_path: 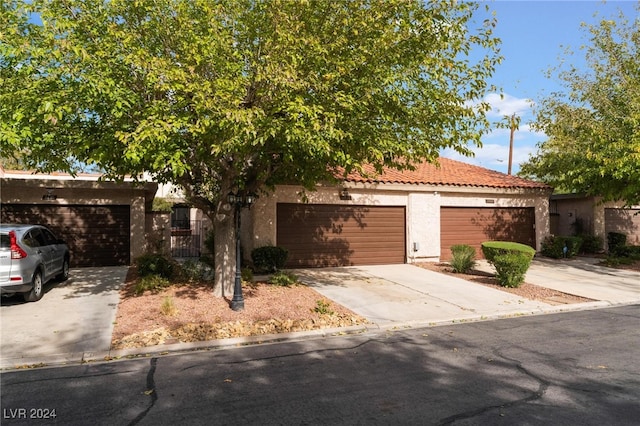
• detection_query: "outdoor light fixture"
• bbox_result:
[339,188,352,200]
[228,191,257,311]
[42,188,57,201]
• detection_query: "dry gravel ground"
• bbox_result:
[112,259,638,350]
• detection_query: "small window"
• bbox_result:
[23,230,41,247]
[40,228,58,245]
[171,206,190,230]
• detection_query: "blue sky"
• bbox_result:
[442,0,639,175]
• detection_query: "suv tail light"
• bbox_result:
[9,231,28,259]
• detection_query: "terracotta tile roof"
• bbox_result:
[342,157,552,190]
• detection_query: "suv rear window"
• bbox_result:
[0,234,9,249]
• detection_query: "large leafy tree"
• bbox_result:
[1,0,501,295]
[519,7,640,206]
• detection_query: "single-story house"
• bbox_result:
[246,158,553,267]
[0,168,158,267]
[550,193,640,247]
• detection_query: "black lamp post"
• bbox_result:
[227,191,256,311]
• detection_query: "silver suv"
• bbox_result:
[0,224,70,302]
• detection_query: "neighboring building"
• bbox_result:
[248,158,553,267]
[0,168,157,267]
[550,193,640,247]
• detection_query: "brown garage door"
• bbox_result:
[440,207,536,261]
[1,204,130,267]
[605,208,640,245]
[277,203,406,267]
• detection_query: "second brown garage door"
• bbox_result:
[0,204,130,267]
[277,203,406,267]
[440,207,536,261]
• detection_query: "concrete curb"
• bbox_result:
[4,299,637,372]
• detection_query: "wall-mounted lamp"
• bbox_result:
[339,188,352,200]
[42,188,57,201]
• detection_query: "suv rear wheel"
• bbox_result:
[56,257,70,281]
[24,270,44,302]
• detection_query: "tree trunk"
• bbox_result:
[213,207,235,298]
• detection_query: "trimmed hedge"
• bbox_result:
[607,232,627,255]
[251,245,289,273]
[541,235,583,259]
[136,253,175,279]
[481,241,535,264]
[577,234,603,254]
[493,253,531,288]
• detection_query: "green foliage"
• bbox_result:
[493,253,532,288]
[519,9,640,206]
[251,246,289,273]
[136,253,175,279]
[577,234,603,254]
[241,267,254,283]
[1,0,501,212]
[152,197,173,212]
[607,232,627,255]
[449,244,476,273]
[313,299,334,316]
[268,271,298,287]
[178,259,213,282]
[481,241,536,265]
[135,274,171,295]
[541,235,583,259]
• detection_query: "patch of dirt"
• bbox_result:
[111,269,368,350]
[416,262,596,305]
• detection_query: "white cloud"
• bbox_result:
[484,93,534,118]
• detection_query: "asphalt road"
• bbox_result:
[1,305,639,425]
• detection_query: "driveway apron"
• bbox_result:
[0,266,128,368]
[295,264,555,327]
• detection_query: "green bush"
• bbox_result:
[268,270,298,287]
[136,253,175,278]
[481,241,535,264]
[493,253,532,288]
[578,234,603,254]
[135,274,171,295]
[251,245,289,273]
[450,244,476,273]
[541,235,583,258]
[241,267,254,283]
[178,259,213,282]
[607,232,627,255]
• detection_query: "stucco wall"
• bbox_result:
[249,183,551,263]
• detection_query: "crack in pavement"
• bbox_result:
[437,349,550,425]
[128,357,158,426]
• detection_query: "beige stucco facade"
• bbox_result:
[0,171,157,263]
[248,182,552,263]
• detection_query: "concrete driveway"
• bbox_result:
[295,258,640,328]
[0,266,128,369]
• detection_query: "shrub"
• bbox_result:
[179,259,213,282]
[251,245,289,273]
[160,296,178,316]
[241,267,254,283]
[481,241,535,264]
[540,235,583,259]
[268,270,298,287]
[607,232,627,255]
[493,253,532,288]
[313,299,334,315]
[135,274,171,295]
[449,244,476,273]
[578,234,603,254]
[136,253,174,278]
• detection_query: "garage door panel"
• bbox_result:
[1,204,130,267]
[277,204,405,267]
[441,207,535,261]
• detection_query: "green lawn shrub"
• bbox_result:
[493,253,532,288]
[540,235,583,258]
[179,259,213,282]
[134,274,171,295]
[136,253,175,279]
[607,232,627,256]
[268,270,298,287]
[251,245,289,272]
[450,244,476,273]
[577,234,603,254]
[481,241,535,264]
